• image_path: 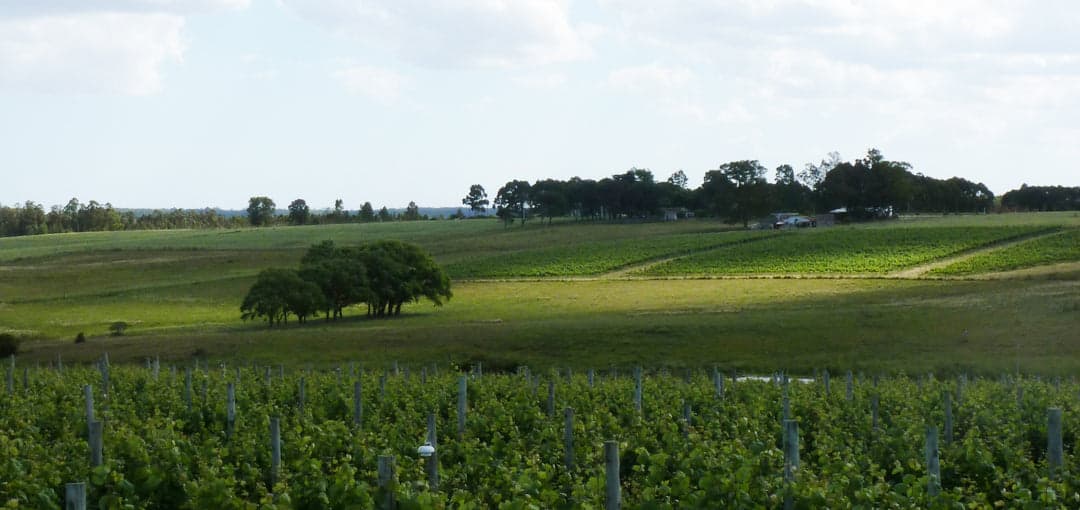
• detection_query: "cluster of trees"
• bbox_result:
[1001,185,1080,212]
[469,149,1005,228]
[251,197,433,227]
[0,198,247,238]
[241,240,452,326]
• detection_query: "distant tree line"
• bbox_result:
[251,197,444,227]
[1000,185,1080,212]
[470,149,1025,228]
[4,148,1077,238]
[241,240,452,326]
[0,196,450,238]
[0,197,248,237]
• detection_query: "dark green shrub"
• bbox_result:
[0,333,18,357]
[75,332,86,344]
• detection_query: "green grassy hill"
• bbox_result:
[1,212,1077,373]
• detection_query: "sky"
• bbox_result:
[2,1,1078,210]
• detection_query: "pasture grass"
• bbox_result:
[13,278,1080,375]
[2,212,1079,374]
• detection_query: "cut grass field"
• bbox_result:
[1,212,1078,374]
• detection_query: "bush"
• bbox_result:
[109,322,128,337]
[75,332,86,344]
[0,333,18,357]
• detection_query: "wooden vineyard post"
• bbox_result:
[943,391,953,445]
[298,377,306,415]
[715,367,724,399]
[683,402,692,438]
[153,356,160,380]
[89,421,103,467]
[22,367,28,392]
[264,367,272,387]
[226,383,236,438]
[871,395,879,431]
[99,359,109,397]
[564,407,575,473]
[421,366,427,385]
[1048,407,1064,477]
[6,355,12,396]
[353,381,363,428]
[633,367,643,414]
[379,374,387,400]
[184,369,192,412]
[926,426,941,497]
[457,376,467,440]
[65,482,86,510]
[426,412,439,490]
[84,385,94,425]
[782,389,791,425]
[604,440,620,510]
[588,369,595,388]
[269,416,281,488]
[783,420,799,510]
[823,369,830,397]
[956,375,964,406]
[378,455,396,510]
[547,380,556,417]
[846,370,853,401]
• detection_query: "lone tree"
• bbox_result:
[462,184,489,214]
[359,202,376,222]
[287,199,310,226]
[246,196,276,227]
[241,240,451,325]
[403,201,422,221]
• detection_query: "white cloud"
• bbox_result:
[0,1,250,16]
[513,72,568,89]
[333,64,408,103]
[608,64,693,92]
[0,0,246,95]
[608,64,704,120]
[0,13,185,95]
[282,0,592,68]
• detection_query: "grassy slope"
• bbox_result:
[2,213,1078,373]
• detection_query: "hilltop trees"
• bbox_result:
[495,180,531,226]
[462,184,489,214]
[287,199,310,225]
[247,196,276,227]
[241,239,451,326]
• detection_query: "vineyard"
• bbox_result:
[931,229,1080,276]
[3,359,1080,508]
[640,226,1052,276]
[445,231,773,278]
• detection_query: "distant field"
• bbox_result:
[447,230,772,277]
[930,228,1080,276]
[2,213,1079,373]
[640,225,1052,276]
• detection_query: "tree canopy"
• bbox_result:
[246,196,276,227]
[241,240,451,326]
